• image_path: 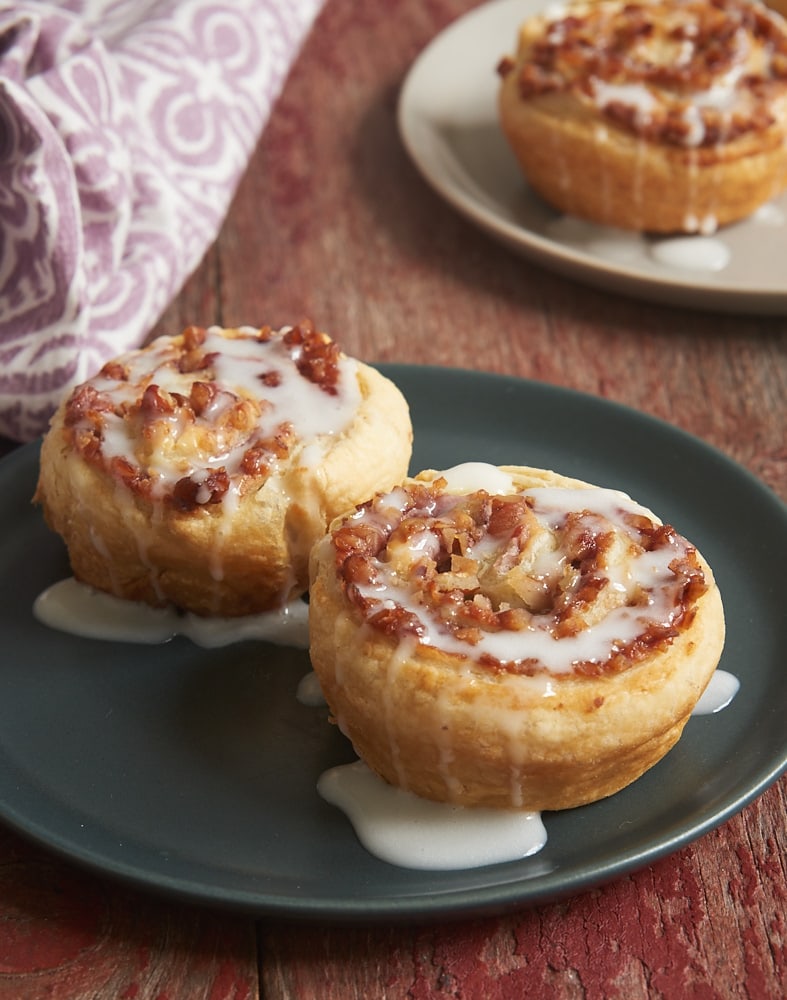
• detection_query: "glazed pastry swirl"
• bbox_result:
[330,470,706,677]
[497,0,787,232]
[63,322,356,508]
[36,322,413,616]
[503,0,787,148]
[308,465,725,810]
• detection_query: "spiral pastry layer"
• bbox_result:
[497,0,787,232]
[308,464,725,810]
[35,322,412,616]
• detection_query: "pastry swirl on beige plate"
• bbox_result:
[309,464,725,811]
[497,0,787,233]
[35,322,412,617]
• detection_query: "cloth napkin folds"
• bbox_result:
[0,0,323,442]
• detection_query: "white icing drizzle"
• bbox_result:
[592,79,657,128]
[543,216,642,265]
[595,124,613,219]
[632,136,646,228]
[436,462,516,495]
[315,668,738,870]
[752,202,785,226]
[681,150,710,235]
[649,236,731,271]
[551,117,572,194]
[680,104,706,147]
[88,524,121,593]
[384,636,418,790]
[523,0,787,240]
[88,326,361,501]
[296,671,328,707]
[565,3,781,151]
[69,326,362,605]
[691,669,740,715]
[317,760,547,870]
[347,467,696,676]
[28,560,739,878]
[33,578,310,649]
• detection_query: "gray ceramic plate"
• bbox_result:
[0,366,785,920]
[398,0,787,314]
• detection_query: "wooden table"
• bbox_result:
[1,1,785,996]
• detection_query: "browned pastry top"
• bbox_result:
[61,321,358,511]
[498,0,787,147]
[328,472,708,679]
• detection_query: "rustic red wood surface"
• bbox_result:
[1,1,785,997]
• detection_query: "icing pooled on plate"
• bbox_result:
[34,578,310,648]
[318,760,548,870]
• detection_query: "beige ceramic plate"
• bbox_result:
[398,0,787,314]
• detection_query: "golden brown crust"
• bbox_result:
[308,465,726,811]
[35,323,413,616]
[497,0,787,232]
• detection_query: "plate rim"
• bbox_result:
[1,363,785,921]
[397,0,787,313]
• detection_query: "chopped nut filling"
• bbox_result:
[499,0,787,147]
[332,480,708,677]
[62,322,348,510]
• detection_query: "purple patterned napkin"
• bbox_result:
[0,0,324,442]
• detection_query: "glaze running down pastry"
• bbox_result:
[35,322,412,617]
[309,464,725,811]
[497,0,787,233]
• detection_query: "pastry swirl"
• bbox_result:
[35,322,413,616]
[309,464,725,810]
[497,0,787,232]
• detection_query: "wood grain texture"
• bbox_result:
[0,829,257,1000]
[221,0,785,996]
[152,0,785,498]
[1,0,785,997]
[259,784,786,1000]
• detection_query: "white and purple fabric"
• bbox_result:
[0,0,323,442]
